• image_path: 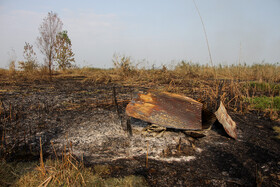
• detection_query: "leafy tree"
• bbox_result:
[37,12,63,80]
[18,42,38,72]
[54,30,75,70]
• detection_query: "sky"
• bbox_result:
[0,0,279,69]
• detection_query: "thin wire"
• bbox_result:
[193,0,214,68]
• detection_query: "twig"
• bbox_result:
[146,141,149,168]
[0,97,7,114]
[67,157,78,170]
[112,86,121,120]
[38,176,53,187]
[80,172,86,185]
[126,116,133,137]
[51,141,58,160]
[43,176,52,187]
[39,137,46,176]
[113,86,129,133]
[178,137,181,153]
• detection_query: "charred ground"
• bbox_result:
[0,70,280,186]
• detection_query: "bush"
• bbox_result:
[112,54,136,78]
[18,61,38,73]
[19,42,39,73]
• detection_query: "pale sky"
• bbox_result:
[0,0,279,69]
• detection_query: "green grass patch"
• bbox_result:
[246,96,280,111]
[246,81,280,92]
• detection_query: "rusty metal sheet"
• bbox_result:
[126,91,203,130]
[215,101,237,139]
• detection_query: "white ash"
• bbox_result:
[50,111,202,163]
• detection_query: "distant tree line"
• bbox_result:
[18,11,75,80]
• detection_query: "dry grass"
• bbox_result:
[1,61,279,118]
[0,159,148,187]
[2,61,279,84]
[0,142,148,187]
[77,62,279,119]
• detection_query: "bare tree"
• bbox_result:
[37,12,63,80]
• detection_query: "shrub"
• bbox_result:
[18,42,38,73]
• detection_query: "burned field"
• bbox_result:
[0,76,280,186]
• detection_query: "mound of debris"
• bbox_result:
[126,91,237,139]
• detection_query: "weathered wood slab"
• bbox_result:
[126,91,203,130]
[215,101,237,139]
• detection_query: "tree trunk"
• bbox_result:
[48,53,52,81]
[49,63,52,81]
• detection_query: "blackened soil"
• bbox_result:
[0,77,279,186]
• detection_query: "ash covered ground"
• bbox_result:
[0,77,279,186]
